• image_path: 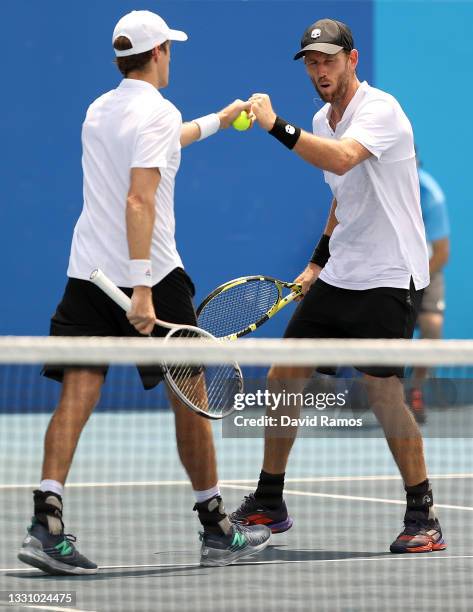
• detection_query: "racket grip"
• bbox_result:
[90,268,210,334]
[90,269,132,312]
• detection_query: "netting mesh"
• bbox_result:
[1,337,473,611]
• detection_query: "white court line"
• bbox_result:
[0,481,192,490]
[220,484,473,511]
[3,554,473,574]
[1,473,472,490]
[240,554,473,566]
[285,474,473,482]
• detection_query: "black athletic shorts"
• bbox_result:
[42,267,197,390]
[284,278,423,378]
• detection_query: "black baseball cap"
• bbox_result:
[294,18,354,60]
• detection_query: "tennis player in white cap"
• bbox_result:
[18,10,270,575]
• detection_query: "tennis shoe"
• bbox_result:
[230,493,293,533]
[390,509,446,553]
[199,523,271,567]
[18,518,98,575]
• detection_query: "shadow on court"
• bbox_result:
[238,544,391,562]
[5,565,203,581]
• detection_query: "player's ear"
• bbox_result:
[349,49,358,71]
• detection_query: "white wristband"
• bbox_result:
[129,259,152,287]
[194,113,220,141]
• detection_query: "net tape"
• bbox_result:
[1,337,473,366]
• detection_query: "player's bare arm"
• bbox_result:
[249,93,371,174]
[295,133,371,174]
[180,99,252,147]
[295,198,338,295]
[126,167,161,334]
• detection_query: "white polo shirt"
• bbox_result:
[314,81,429,290]
[67,78,184,287]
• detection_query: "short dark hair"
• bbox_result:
[113,37,169,77]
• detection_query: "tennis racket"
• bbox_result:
[90,269,243,420]
[197,276,302,340]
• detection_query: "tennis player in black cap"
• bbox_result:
[232,18,446,555]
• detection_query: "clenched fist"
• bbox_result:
[249,93,277,131]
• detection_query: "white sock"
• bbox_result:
[194,484,220,504]
[40,479,64,497]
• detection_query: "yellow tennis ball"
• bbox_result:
[232,110,251,131]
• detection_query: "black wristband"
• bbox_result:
[310,234,330,267]
[268,116,301,150]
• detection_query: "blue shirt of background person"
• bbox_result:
[418,168,450,245]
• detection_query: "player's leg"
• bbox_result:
[18,369,103,575]
[364,374,427,484]
[166,373,270,565]
[261,365,315,474]
[42,369,104,482]
[145,268,270,565]
[167,380,218,491]
[357,279,445,553]
[18,278,123,575]
[136,268,219,492]
[364,373,446,553]
[232,279,339,533]
[230,364,311,533]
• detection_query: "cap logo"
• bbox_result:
[311,28,322,39]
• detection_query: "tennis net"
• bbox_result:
[1,337,472,612]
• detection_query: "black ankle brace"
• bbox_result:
[193,496,232,535]
[405,480,433,510]
[33,489,64,534]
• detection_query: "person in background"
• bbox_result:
[408,153,450,423]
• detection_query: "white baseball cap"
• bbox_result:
[113,10,188,57]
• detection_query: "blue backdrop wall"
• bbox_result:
[1,1,373,338]
[375,1,473,339]
[3,2,469,339]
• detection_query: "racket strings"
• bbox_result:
[198,280,280,337]
[165,328,242,417]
